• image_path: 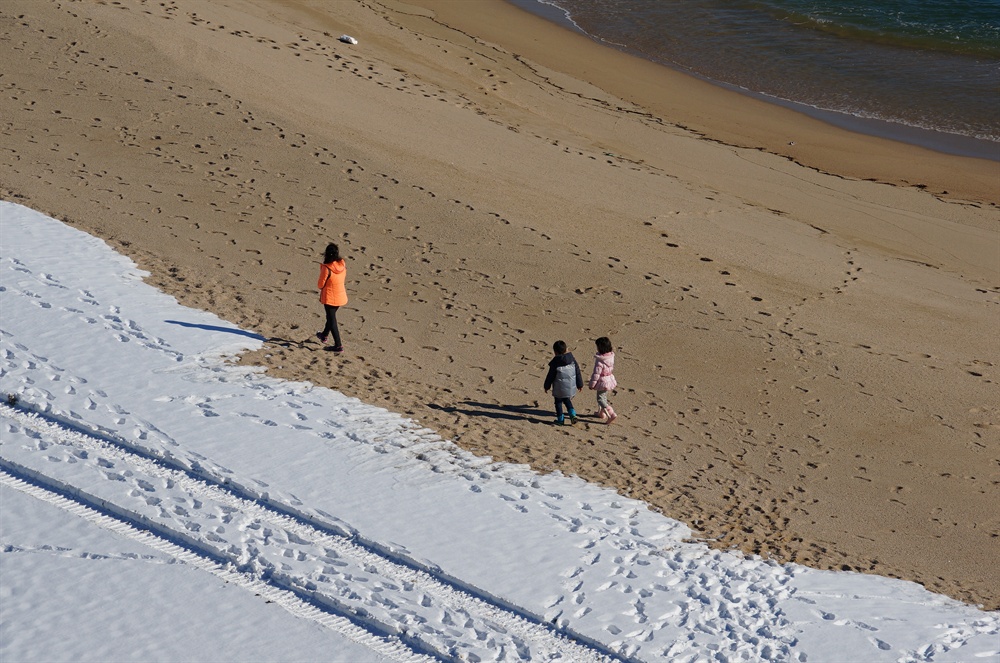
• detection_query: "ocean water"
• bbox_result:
[510,0,1000,159]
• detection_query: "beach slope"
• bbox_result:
[1,0,997,608]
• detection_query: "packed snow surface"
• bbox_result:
[1,202,997,662]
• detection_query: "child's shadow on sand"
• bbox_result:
[430,401,595,425]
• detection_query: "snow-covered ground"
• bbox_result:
[1,201,997,662]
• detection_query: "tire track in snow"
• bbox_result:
[0,404,619,663]
[0,469,433,663]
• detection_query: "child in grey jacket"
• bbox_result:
[543,340,583,425]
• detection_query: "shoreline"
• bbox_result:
[411,0,999,204]
[506,0,1000,163]
[2,0,998,609]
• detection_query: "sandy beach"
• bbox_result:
[2,0,997,611]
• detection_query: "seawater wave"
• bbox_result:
[512,0,1000,158]
[755,0,1000,57]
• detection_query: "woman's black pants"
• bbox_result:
[322,305,342,347]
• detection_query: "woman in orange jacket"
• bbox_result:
[316,243,348,353]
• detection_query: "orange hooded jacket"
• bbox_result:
[318,260,348,307]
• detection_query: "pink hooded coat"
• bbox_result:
[588,352,617,391]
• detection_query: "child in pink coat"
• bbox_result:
[588,336,618,423]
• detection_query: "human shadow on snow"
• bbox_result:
[165,320,266,340]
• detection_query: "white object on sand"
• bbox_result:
[339,35,358,45]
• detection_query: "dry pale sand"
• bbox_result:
[2,0,998,609]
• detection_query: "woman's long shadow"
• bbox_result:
[429,401,566,424]
[165,320,266,340]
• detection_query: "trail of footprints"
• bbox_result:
[2,406,617,662]
[2,253,934,658]
[2,300,811,661]
[5,0,698,356]
[5,0,997,612]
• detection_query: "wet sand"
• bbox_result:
[1,0,997,608]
